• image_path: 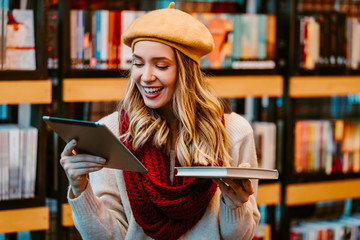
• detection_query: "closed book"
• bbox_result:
[175,167,278,180]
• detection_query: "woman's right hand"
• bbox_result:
[60,139,107,197]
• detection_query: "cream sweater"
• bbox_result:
[68,111,260,240]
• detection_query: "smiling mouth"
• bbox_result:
[143,87,163,94]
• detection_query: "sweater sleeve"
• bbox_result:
[68,168,128,240]
[219,113,261,240]
[67,111,129,240]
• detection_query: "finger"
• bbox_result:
[68,161,107,169]
[224,178,254,195]
[213,179,237,197]
[60,155,106,170]
[221,178,253,203]
[239,162,251,168]
[61,139,77,157]
[67,154,107,164]
[240,179,254,195]
[221,178,242,190]
[66,166,104,181]
[213,179,242,207]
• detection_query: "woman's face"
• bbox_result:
[131,41,177,111]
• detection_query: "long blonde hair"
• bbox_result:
[119,49,232,167]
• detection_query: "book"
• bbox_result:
[5,9,36,70]
[253,122,276,169]
[175,167,278,180]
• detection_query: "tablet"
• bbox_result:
[43,116,148,173]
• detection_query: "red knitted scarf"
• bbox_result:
[119,111,218,240]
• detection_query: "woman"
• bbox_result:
[61,3,260,240]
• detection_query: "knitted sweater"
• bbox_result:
[68,111,260,240]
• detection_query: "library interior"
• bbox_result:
[0,0,360,239]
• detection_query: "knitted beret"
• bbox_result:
[121,2,214,64]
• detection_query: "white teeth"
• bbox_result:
[144,87,162,94]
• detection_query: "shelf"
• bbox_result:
[63,78,128,102]
[257,183,281,205]
[61,182,281,228]
[62,75,283,102]
[0,207,49,233]
[286,178,360,206]
[0,80,52,104]
[207,75,283,98]
[62,203,74,227]
[290,76,360,98]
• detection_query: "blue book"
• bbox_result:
[232,14,242,61]
[257,14,267,59]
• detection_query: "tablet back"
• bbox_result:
[43,116,147,173]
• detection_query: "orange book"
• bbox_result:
[294,121,303,173]
[108,11,115,69]
[266,15,276,59]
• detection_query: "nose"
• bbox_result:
[141,66,156,83]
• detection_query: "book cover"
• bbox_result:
[194,13,234,69]
[253,122,276,169]
[257,14,266,60]
[240,14,258,60]
[7,124,20,199]
[265,15,276,59]
[5,9,36,70]
[47,10,58,69]
[231,14,242,62]
[175,167,278,180]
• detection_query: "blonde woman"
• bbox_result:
[60,3,260,240]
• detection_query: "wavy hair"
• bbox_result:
[119,49,232,167]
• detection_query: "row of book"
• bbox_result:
[294,120,360,174]
[298,0,360,16]
[0,124,38,201]
[0,5,36,70]
[70,0,273,14]
[253,122,277,170]
[290,215,360,239]
[298,13,360,70]
[68,10,276,70]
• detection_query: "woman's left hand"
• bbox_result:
[213,163,254,208]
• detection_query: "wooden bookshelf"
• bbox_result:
[290,76,360,98]
[0,207,49,233]
[207,75,283,98]
[286,178,360,206]
[0,80,52,104]
[62,203,74,227]
[62,75,283,102]
[62,78,128,102]
[257,183,281,205]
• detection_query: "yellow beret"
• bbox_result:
[121,2,214,64]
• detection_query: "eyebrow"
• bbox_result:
[132,54,172,62]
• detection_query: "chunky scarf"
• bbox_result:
[120,112,218,240]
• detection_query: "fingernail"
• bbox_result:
[97,157,106,164]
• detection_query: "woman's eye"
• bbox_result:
[133,62,144,67]
[157,65,168,70]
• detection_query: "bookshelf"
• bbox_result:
[286,179,360,206]
[62,75,283,102]
[0,207,49,234]
[0,80,52,104]
[279,0,360,235]
[289,76,360,97]
[0,0,51,238]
